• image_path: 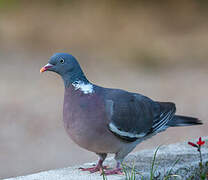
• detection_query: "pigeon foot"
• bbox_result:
[79,165,108,173]
[104,168,123,175]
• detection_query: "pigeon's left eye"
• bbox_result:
[60,59,65,64]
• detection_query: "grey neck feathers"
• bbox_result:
[62,69,89,88]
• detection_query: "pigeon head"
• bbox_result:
[40,53,88,87]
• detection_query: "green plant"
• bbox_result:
[188,137,206,179]
[101,167,108,180]
[102,139,207,180]
[121,161,137,180]
[163,158,181,180]
[150,145,161,180]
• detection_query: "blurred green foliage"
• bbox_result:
[1,0,208,8]
[1,0,208,68]
[0,0,18,8]
[0,0,208,16]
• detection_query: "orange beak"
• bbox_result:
[40,63,53,73]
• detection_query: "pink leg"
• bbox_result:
[104,162,124,175]
[79,153,108,173]
[79,159,108,173]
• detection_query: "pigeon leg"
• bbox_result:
[79,153,108,173]
[104,162,123,175]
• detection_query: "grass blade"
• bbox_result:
[150,145,161,180]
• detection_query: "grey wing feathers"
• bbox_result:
[149,102,176,134]
[106,90,154,142]
[106,89,176,142]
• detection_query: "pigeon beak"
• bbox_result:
[40,63,54,73]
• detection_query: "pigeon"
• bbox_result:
[40,53,202,175]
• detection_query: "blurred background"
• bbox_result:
[0,0,208,178]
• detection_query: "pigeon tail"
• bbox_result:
[167,115,202,127]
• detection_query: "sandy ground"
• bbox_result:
[0,51,207,179]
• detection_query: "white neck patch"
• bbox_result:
[72,81,94,94]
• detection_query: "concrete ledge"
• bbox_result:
[6,137,208,180]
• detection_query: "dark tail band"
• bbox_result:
[167,115,203,127]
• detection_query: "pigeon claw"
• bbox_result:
[79,165,108,173]
[104,168,124,175]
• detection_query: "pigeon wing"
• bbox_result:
[105,89,176,142]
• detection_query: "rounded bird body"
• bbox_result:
[63,84,128,154]
[40,53,202,175]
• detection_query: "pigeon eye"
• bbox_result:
[60,59,65,64]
